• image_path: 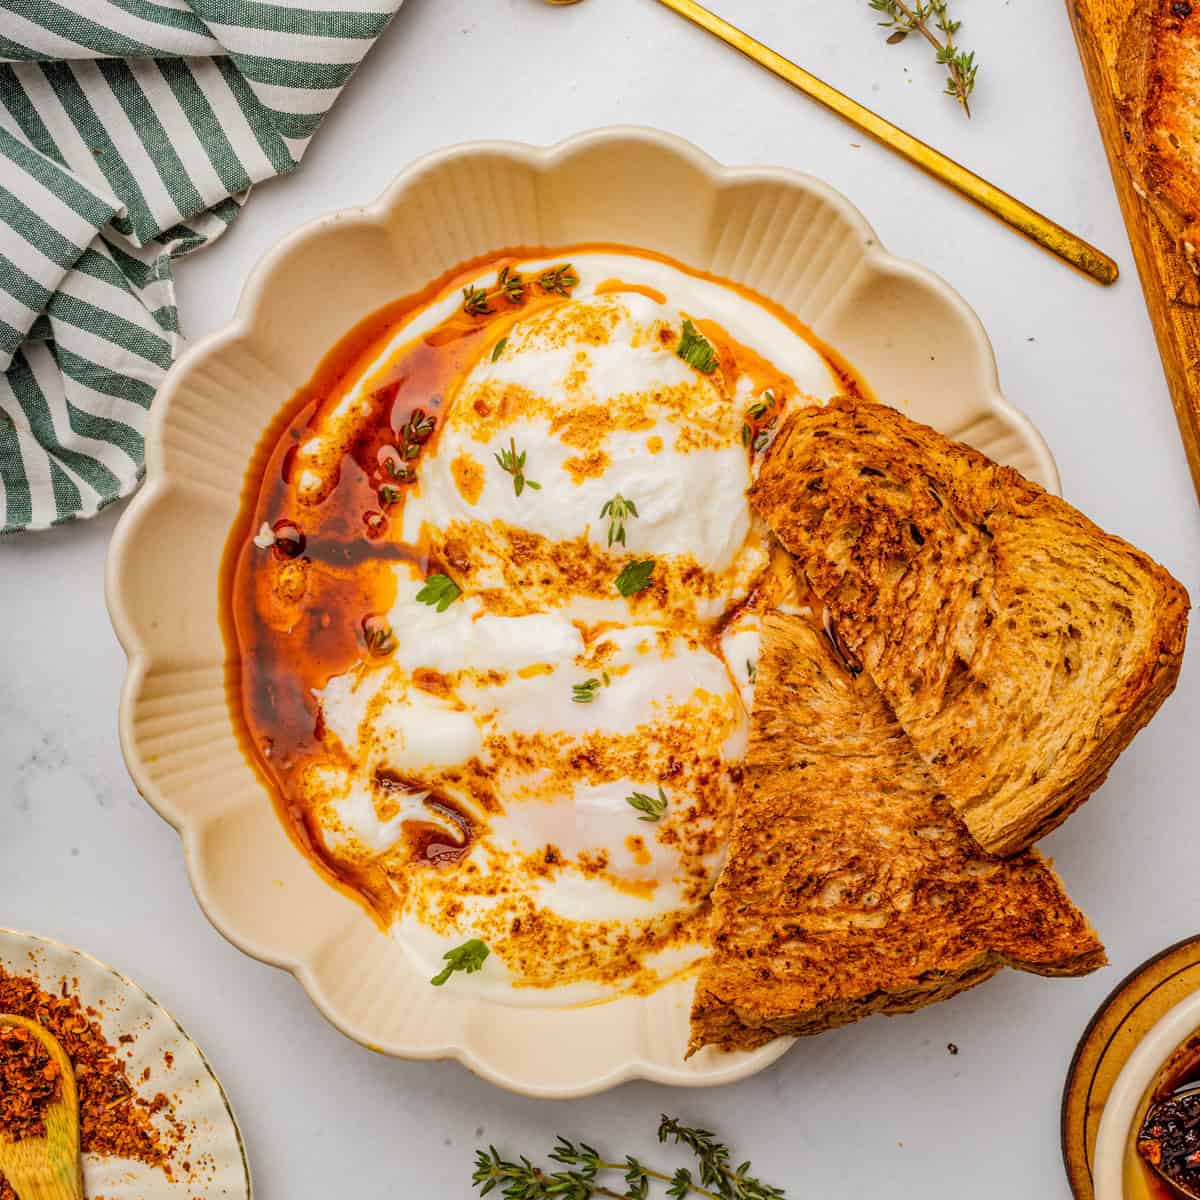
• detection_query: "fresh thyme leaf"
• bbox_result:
[462,284,492,316]
[384,457,413,482]
[405,409,436,442]
[747,400,770,420]
[658,1115,787,1199]
[572,677,605,704]
[868,0,978,116]
[752,422,776,454]
[362,618,396,656]
[626,785,668,822]
[378,483,401,508]
[615,558,655,597]
[491,337,508,363]
[416,572,462,613]
[538,263,580,296]
[430,938,489,986]
[741,423,752,448]
[677,319,719,374]
[599,493,639,547]
[746,659,757,683]
[497,265,525,303]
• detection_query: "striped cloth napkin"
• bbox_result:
[0,0,403,535]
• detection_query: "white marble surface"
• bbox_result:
[3,0,1199,1195]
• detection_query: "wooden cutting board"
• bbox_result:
[1067,0,1200,500]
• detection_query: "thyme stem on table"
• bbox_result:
[472,1116,787,1200]
[868,0,978,117]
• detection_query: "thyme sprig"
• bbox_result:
[600,493,639,547]
[471,1117,786,1200]
[626,786,669,823]
[495,437,541,497]
[868,0,978,117]
[463,263,580,316]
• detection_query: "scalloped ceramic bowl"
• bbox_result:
[106,127,1060,1099]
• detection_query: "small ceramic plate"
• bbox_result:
[107,126,1060,1098]
[1062,935,1200,1200]
[0,930,250,1198]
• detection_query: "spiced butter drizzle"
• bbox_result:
[221,243,866,924]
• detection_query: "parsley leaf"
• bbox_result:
[491,337,508,363]
[430,939,490,986]
[677,319,719,374]
[416,572,462,613]
[615,559,655,597]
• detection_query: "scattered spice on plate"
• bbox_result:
[0,1023,62,1140]
[0,965,183,1199]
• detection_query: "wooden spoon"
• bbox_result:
[0,1016,82,1200]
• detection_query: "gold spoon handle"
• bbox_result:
[654,0,1119,286]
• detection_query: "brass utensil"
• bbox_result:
[654,0,1119,286]
[0,1015,83,1200]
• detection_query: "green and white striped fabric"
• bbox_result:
[0,0,402,534]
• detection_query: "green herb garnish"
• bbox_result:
[416,572,462,613]
[868,0,978,117]
[462,263,579,316]
[462,284,492,317]
[471,1116,786,1200]
[495,437,541,497]
[404,408,436,443]
[747,659,757,684]
[538,263,580,295]
[626,785,669,823]
[431,938,489,986]
[378,483,401,508]
[363,619,396,656]
[496,265,524,304]
[615,559,655,597]
[677,319,718,374]
[491,337,508,363]
[599,493,639,547]
[572,674,610,704]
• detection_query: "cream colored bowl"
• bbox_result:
[106,127,1060,1098]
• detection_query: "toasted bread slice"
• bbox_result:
[688,614,1105,1055]
[749,397,1189,856]
[1131,1,1200,273]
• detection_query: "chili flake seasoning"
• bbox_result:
[0,965,184,1200]
[0,1023,62,1140]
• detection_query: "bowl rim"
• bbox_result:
[1093,986,1200,1199]
[106,125,1060,1098]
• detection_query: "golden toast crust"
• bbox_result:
[749,398,1189,857]
[688,614,1105,1055]
[1138,1,1200,271]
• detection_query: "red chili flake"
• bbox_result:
[271,519,305,559]
[0,1023,62,1140]
[0,965,182,1200]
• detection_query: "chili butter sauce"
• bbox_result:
[220,243,867,926]
[1137,1036,1200,1200]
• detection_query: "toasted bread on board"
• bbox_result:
[688,614,1105,1055]
[1129,0,1200,273]
[749,397,1189,857]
